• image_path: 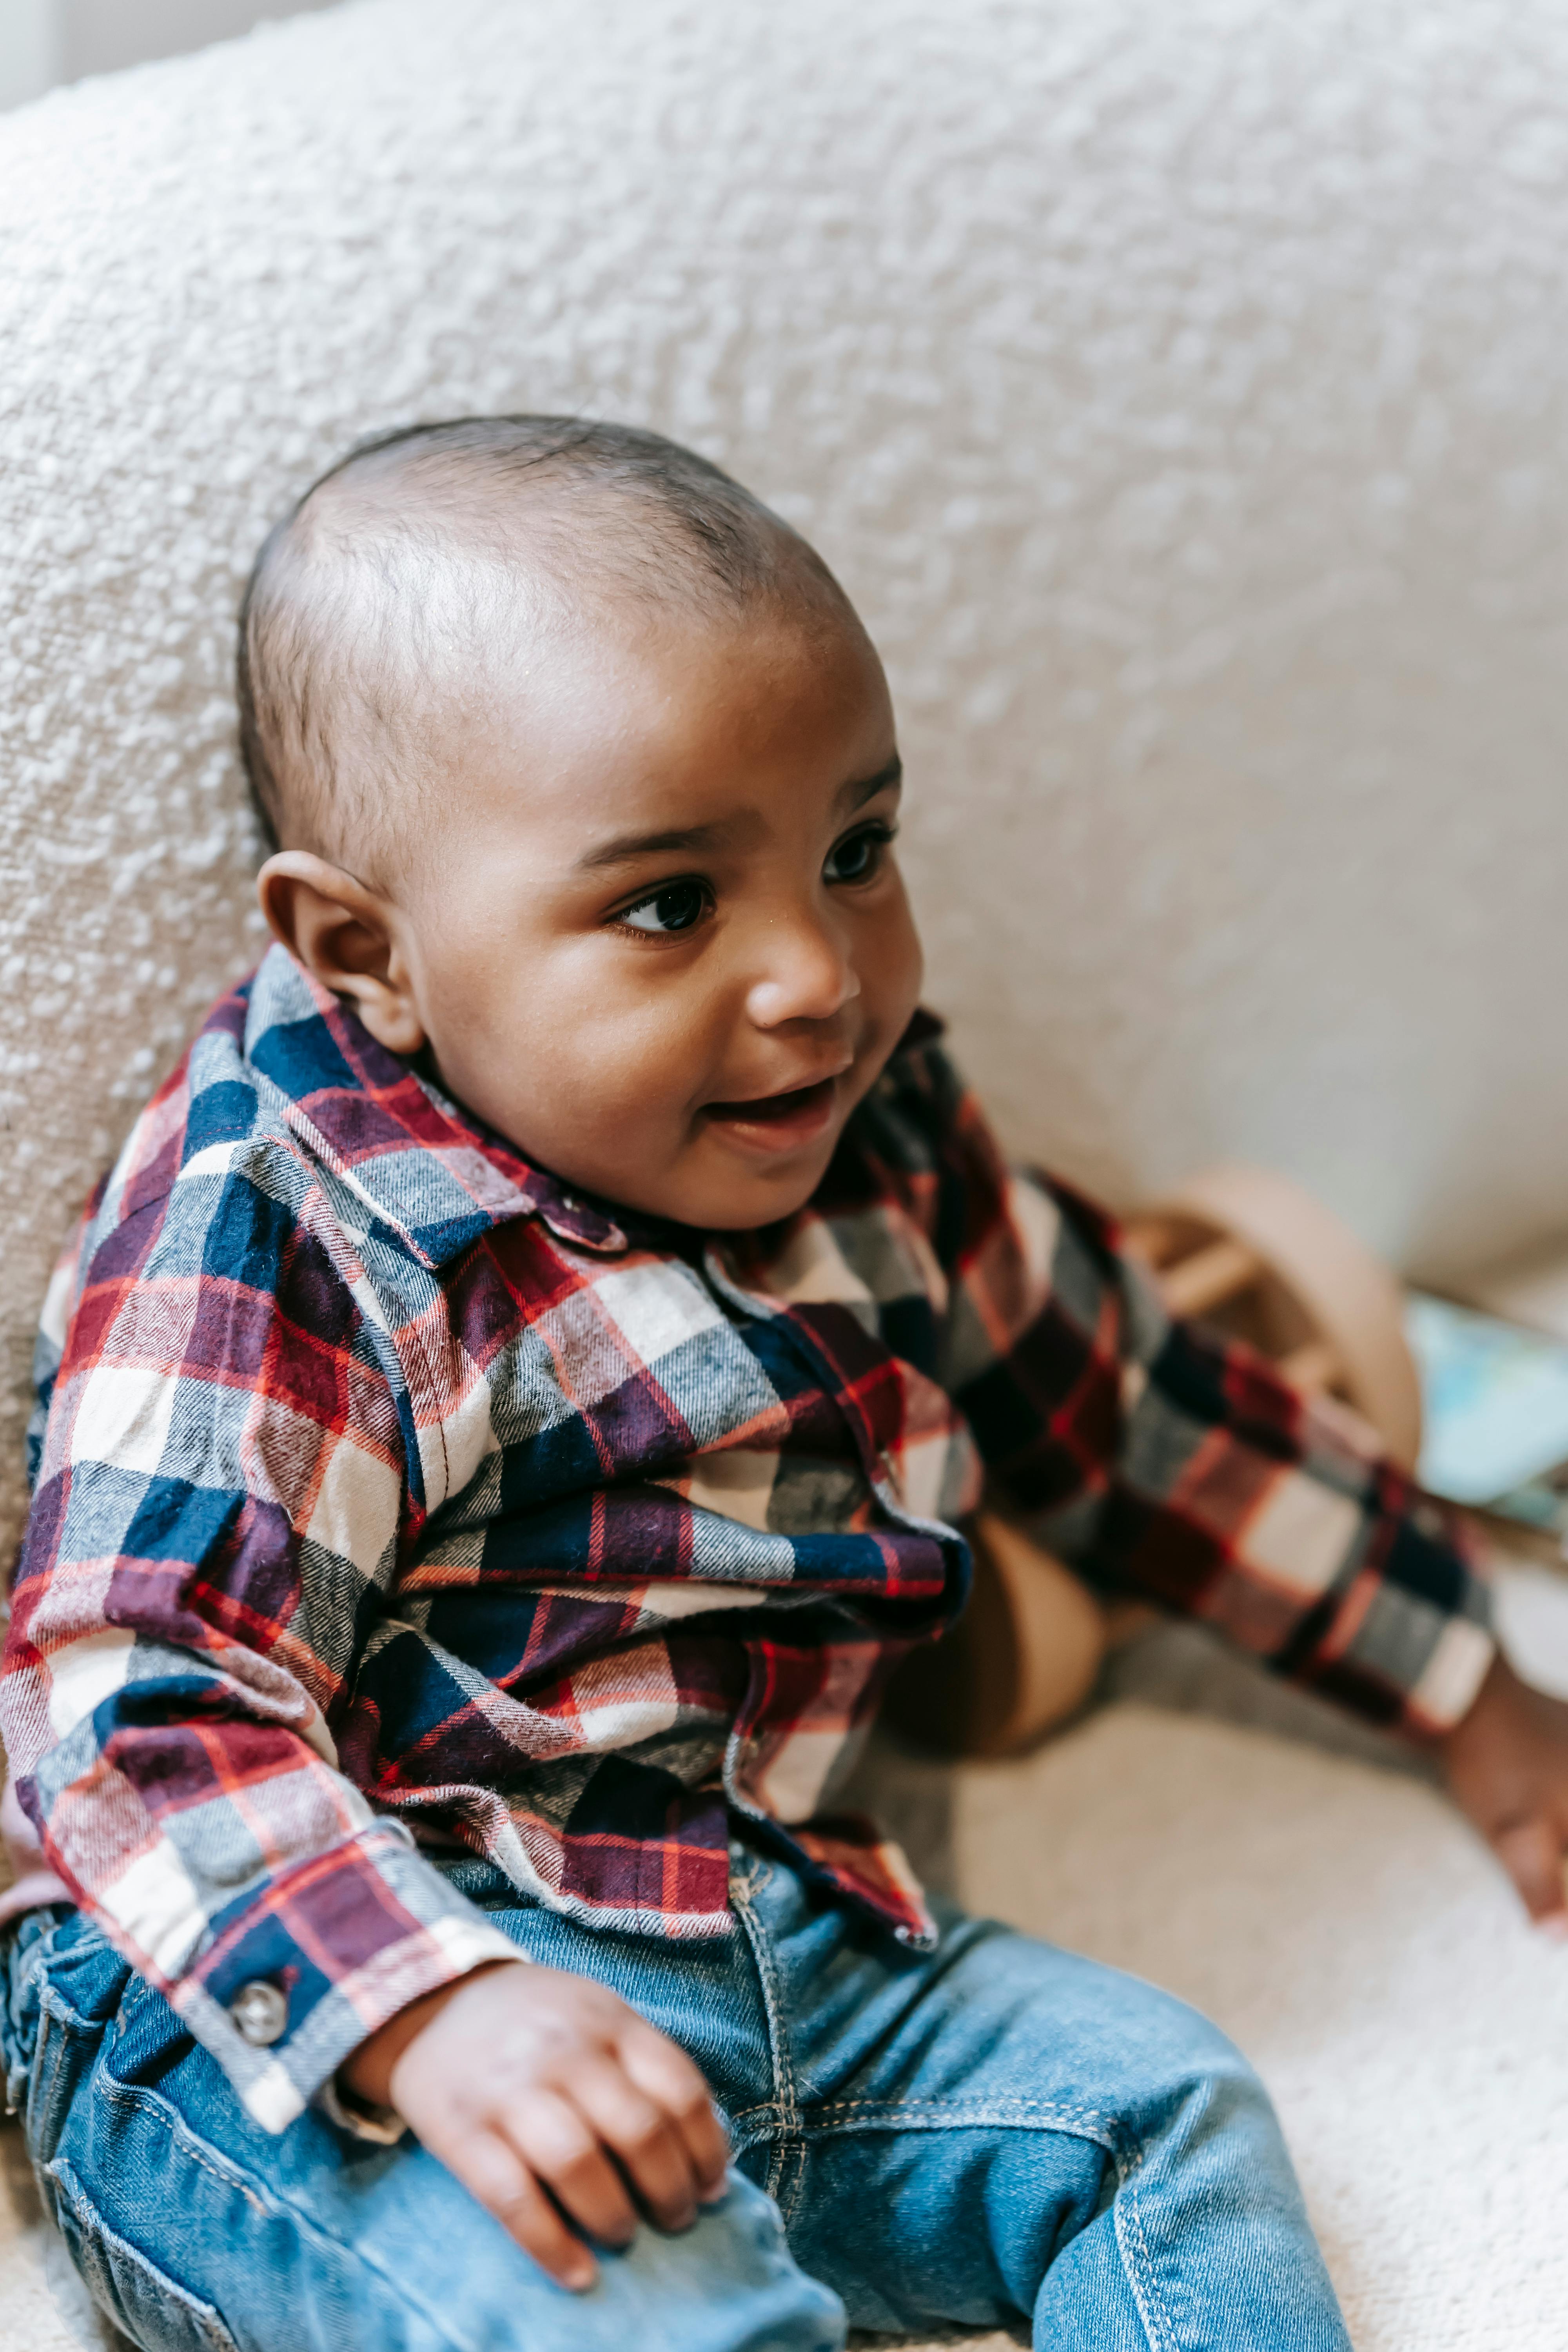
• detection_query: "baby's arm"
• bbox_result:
[1,1145,521,2132]
[960,1178,1568,1923]
[895,1043,1565,1918]
[341,1961,730,2288]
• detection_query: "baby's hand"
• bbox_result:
[1441,1653,1568,1933]
[341,1961,730,2289]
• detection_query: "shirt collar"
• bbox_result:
[237,949,945,1270]
[240,946,626,1267]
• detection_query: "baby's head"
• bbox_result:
[241,417,921,1230]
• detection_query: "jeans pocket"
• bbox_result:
[43,2152,240,2352]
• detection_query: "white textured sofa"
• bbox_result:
[4,4,1568,2345]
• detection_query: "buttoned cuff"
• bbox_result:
[172,1825,523,2134]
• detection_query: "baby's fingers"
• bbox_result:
[502,2087,639,2251]
[1493,1814,1568,1931]
[619,2020,731,2198]
[571,2057,704,2232]
[439,2123,597,2291]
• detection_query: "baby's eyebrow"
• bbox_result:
[576,819,734,872]
[576,757,902,873]
[838,755,903,812]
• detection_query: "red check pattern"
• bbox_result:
[2,947,1493,2131]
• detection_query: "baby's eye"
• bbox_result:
[825,823,893,886]
[618,878,711,935]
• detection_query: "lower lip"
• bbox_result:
[702,1077,842,1155]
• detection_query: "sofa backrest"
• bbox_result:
[3,0,1567,1561]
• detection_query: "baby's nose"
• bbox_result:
[745,923,861,1028]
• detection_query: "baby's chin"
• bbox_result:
[616,1123,847,1235]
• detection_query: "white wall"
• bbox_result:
[0,0,328,103]
[0,1,59,109]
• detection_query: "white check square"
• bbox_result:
[1240,1471,1360,1599]
[591,1262,726,1368]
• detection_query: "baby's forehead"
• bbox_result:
[242,419,871,871]
[399,572,888,835]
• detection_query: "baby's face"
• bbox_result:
[352,604,922,1230]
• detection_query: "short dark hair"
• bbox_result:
[236,414,849,867]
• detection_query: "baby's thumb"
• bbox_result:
[1492,1815,1568,1933]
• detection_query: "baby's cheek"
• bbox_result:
[871,896,924,1029]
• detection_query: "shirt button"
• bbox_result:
[230,1980,289,2047]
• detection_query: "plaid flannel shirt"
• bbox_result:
[2,946,1494,2133]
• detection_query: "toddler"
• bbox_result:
[5,417,1568,2352]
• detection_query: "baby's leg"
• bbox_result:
[2,1909,844,2352]
[727,1862,1350,2351]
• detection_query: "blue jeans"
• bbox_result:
[1,1841,1349,2351]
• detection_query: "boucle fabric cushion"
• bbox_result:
[6,0,1568,1571]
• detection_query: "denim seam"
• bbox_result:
[88,2075,511,2352]
[775,2091,1171,2350]
[94,2077,276,2215]
[729,2093,1123,2142]
[29,1994,71,2163]
[45,2154,241,2352]
[727,1862,801,2216]
[1112,2145,1180,2352]
[727,2088,1171,2350]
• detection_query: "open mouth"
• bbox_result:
[702,1075,842,1151]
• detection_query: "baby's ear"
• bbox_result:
[256,852,427,1057]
